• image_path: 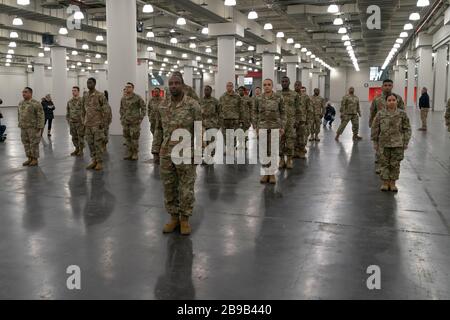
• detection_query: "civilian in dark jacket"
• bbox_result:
[323,102,336,127]
[0,98,6,142]
[418,87,430,131]
[41,94,55,136]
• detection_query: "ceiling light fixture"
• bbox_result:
[177,17,187,25]
[409,13,420,21]
[333,17,343,25]
[9,31,18,38]
[74,11,84,20]
[338,27,347,34]
[248,10,258,20]
[143,4,154,13]
[264,23,273,30]
[224,0,236,6]
[146,31,155,38]
[12,17,23,26]
[276,32,285,38]
[327,4,339,14]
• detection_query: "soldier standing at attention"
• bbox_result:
[371,93,411,192]
[219,82,243,152]
[152,75,202,236]
[149,87,163,165]
[370,79,405,174]
[200,85,220,164]
[82,78,110,171]
[446,99,450,132]
[254,79,286,184]
[171,71,200,101]
[66,86,85,157]
[277,76,300,169]
[120,82,146,161]
[309,88,326,142]
[335,87,363,141]
[18,87,45,167]
[238,86,252,141]
[294,83,310,159]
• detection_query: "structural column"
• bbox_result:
[183,65,194,87]
[78,73,88,93]
[434,45,448,111]
[394,59,406,102]
[32,64,46,102]
[194,77,202,98]
[284,55,299,84]
[96,68,108,93]
[106,0,138,135]
[136,59,148,100]
[406,53,416,107]
[416,33,433,108]
[319,75,326,98]
[301,64,311,94]
[262,54,275,83]
[51,47,67,116]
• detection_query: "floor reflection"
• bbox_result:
[83,175,116,226]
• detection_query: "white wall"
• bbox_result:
[330,67,347,103]
[0,66,28,107]
[330,67,381,103]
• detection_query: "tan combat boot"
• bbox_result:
[353,134,363,141]
[163,215,180,233]
[380,180,389,192]
[29,158,38,167]
[86,161,97,170]
[315,135,320,142]
[22,158,32,166]
[286,157,294,169]
[335,134,340,141]
[180,216,192,236]
[70,148,79,156]
[389,180,398,193]
[269,175,277,184]
[131,152,138,161]
[298,151,306,159]
[94,162,103,171]
[279,157,286,169]
[260,175,269,184]
[77,148,84,157]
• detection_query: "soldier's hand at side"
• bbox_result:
[404,145,408,150]
[280,129,285,136]
[373,144,378,151]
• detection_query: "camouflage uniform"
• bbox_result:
[304,95,314,143]
[337,94,361,136]
[370,92,405,172]
[240,95,253,133]
[82,90,110,164]
[253,93,286,175]
[167,84,200,102]
[219,92,243,149]
[18,99,45,160]
[371,108,411,181]
[120,93,146,158]
[295,92,310,156]
[201,96,220,159]
[277,90,300,158]
[152,94,202,218]
[148,96,163,136]
[103,102,112,149]
[309,95,326,139]
[66,97,85,152]
[446,99,450,132]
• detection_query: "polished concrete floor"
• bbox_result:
[0,103,449,300]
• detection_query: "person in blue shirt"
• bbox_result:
[323,101,336,127]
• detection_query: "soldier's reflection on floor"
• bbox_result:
[154,235,195,300]
[23,169,44,231]
[68,158,88,220]
[83,175,115,226]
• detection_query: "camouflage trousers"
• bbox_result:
[123,123,141,155]
[280,122,296,157]
[21,128,41,159]
[310,116,322,136]
[160,156,197,217]
[304,120,313,144]
[295,122,308,154]
[379,147,404,181]
[420,109,429,129]
[85,126,106,163]
[222,119,242,149]
[69,122,85,150]
[150,118,156,136]
[337,114,359,136]
[104,125,110,147]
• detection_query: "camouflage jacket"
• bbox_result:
[370,92,405,127]
[18,99,45,129]
[341,94,361,115]
[200,97,220,129]
[446,99,450,126]
[66,97,83,123]
[277,90,301,127]
[371,108,411,148]
[148,97,163,122]
[297,92,311,122]
[152,94,202,157]
[310,95,326,118]
[240,95,253,126]
[120,93,146,125]
[219,92,243,121]
[166,84,199,102]
[253,93,286,130]
[82,90,111,128]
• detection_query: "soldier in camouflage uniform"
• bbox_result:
[371,93,411,192]
[18,87,45,167]
[238,86,253,138]
[171,71,200,101]
[335,87,363,141]
[103,97,112,152]
[445,99,450,132]
[370,79,405,174]
[82,78,111,171]
[254,79,286,184]
[152,75,202,236]
[120,82,146,161]
[66,86,85,157]
[294,82,309,159]
[277,76,300,169]
[309,88,326,142]
[302,87,314,145]
[148,88,164,165]
[200,85,220,163]
[219,82,244,151]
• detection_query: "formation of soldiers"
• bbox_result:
[15,73,450,236]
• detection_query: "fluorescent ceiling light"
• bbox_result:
[189,43,196,49]
[248,46,255,51]
[248,10,258,20]
[224,0,236,6]
[400,32,408,38]
[276,32,285,38]
[409,13,420,21]
[59,27,68,35]
[202,27,209,35]
[170,37,178,44]
[8,42,17,48]
[286,38,294,44]
[294,43,301,49]
[341,35,350,41]
[9,31,18,38]
[17,0,30,5]
[236,41,243,47]
[404,23,413,30]
[12,17,23,26]
[143,4,154,13]
[344,41,351,46]
[338,27,347,34]
[327,5,339,14]
[96,35,104,41]
[177,17,186,25]
[264,23,273,30]
[333,17,343,25]
[146,31,155,38]
[417,0,430,7]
